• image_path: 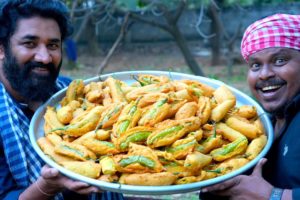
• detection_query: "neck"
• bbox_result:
[274,116,285,139]
[27,101,43,112]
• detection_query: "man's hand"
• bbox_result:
[39,165,101,195]
[201,158,273,200]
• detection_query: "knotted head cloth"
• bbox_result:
[241,13,300,62]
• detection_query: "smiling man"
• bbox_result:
[200,14,300,200]
[0,1,124,200]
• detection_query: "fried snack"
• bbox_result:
[95,129,111,141]
[253,118,265,135]
[46,133,63,146]
[138,93,168,108]
[114,143,163,173]
[175,102,198,120]
[126,83,175,101]
[187,129,203,141]
[211,100,236,122]
[96,103,125,129]
[184,151,212,173]
[113,100,142,137]
[54,141,96,161]
[165,99,188,119]
[61,161,101,178]
[39,74,268,186]
[172,89,194,102]
[44,107,64,135]
[147,117,201,148]
[84,82,104,103]
[197,135,223,154]
[98,174,119,183]
[82,138,119,155]
[100,156,117,175]
[166,137,197,159]
[105,77,127,103]
[61,79,84,106]
[54,106,103,137]
[175,176,198,184]
[154,150,178,164]
[200,170,218,181]
[135,74,170,86]
[245,135,267,160]
[37,137,74,164]
[211,137,248,162]
[138,98,170,126]
[115,126,154,151]
[72,130,96,145]
[234,105,257,119]
[216,123,246,142]
[119,172,177,186]
[164,164,194,178]
[213,158,249,175]
[213,85,236,103]
[102,87,113,106]
[56,105,73,124]
[210,86,236,122]
[197,96,211,125]
[226,116,259,139]
[180,79,215,97]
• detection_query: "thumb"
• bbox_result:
[251,158,267,177]
[41,165,59,179]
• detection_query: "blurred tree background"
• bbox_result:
[60,0,300,95]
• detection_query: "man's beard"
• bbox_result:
[3,49,61,102]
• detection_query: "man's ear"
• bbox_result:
[0,45,4,60]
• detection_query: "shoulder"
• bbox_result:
[58,75,72,85]
[57,75,72,89]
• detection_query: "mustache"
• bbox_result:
[23,61,56,74]
[255,78,286,89]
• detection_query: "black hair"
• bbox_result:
[0,0,73,48]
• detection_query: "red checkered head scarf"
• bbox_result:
[241,13,300,62]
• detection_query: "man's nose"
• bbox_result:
[258,64,275,80]
[34,45,52,64]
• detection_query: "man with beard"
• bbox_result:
[0,1,124,200]
[200,14,300,200]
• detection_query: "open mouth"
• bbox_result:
[260,85,282,93]
[32,67,50,74]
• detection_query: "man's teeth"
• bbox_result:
[261,85,281,92]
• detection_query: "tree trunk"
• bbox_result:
[208,3,222,66]
[170,25,205,76]
[85,19,103,56]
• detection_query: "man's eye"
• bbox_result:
[274,58,286,65]
[48,44,60,50]
[23,42,35,48]
[249,63,260,71]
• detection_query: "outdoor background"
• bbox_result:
[59,0,300,199]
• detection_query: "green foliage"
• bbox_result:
[116,0,145,11]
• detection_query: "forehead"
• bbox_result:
[248,47,299,61]
[12,16,61,41]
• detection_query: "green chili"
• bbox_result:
[94,140,116,148]
[216,138,247,156]
[119,155,155,169]
[120,131,152,150]
[96,105,122,129]
[61,145,84,157]
[148,125,184,145]
[146,98,168,119]
[166,140,197,153]
[118,120,130,134]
